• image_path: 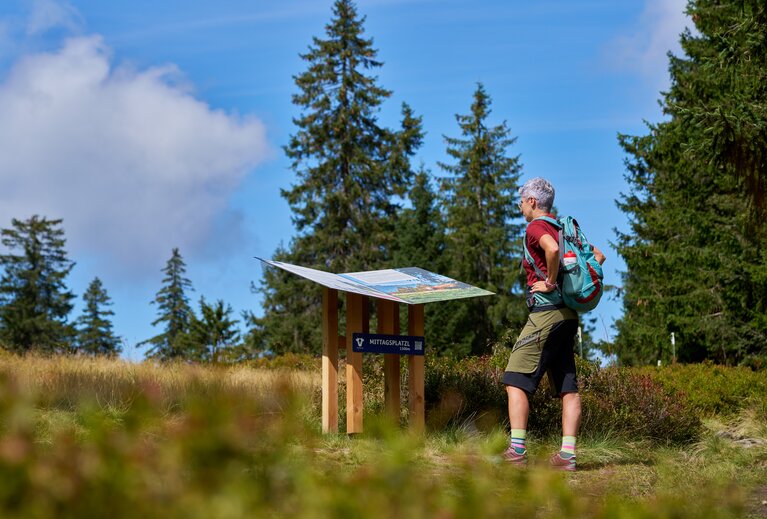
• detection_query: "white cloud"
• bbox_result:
[607,0,691,87]
[0,36,270,275]
[26,0,84,35]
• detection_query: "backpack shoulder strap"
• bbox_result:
[532,215,565,260]
[523,222,551,281]
[534,215,561,228]
[522,238,547,280]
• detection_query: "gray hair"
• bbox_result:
[519,177,555,212]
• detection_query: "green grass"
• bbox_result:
[0,353,764,517]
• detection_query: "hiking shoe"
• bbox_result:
[549,452,576,471]
[503,446,528,466]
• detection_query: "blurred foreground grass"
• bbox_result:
[0,353,764,518]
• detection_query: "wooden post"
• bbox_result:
[346,293,367,434]
[321,288,339,433]
[408,304,425,433]
[377,299,400,424]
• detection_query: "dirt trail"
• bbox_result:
[746,485,767,518]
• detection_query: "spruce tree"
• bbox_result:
[257,0,423,354]
[392,168,455,354]
[614,0,767,365]
[76,277,122,356]
[141,248,194,360]
[282,1,422,271]
[675,1,767,222]
[438,84,526,356]
[254,248,322,354]
[188,298,240,363]
[237,309,266,361]
[0,216,75,353]
[393,168,446,271]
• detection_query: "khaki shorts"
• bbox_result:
[504,308,578,395]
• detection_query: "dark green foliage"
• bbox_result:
[257,0,423,354]
[253,247,325,354]
[393,169,446,273]
[239,307,268,360]
[673,1,767,221]
[614,0,767,364]
[187,298,240,362]
[76,277,121,356]
[391,169,461,354]
[438,84,526,355]
[141,248,194,360]
[0,216,75,353]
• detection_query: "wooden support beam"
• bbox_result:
[346,292,367,434]
[408,304,425,433]
[322,288,339,433]
[377,299,400,424]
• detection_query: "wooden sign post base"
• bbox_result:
[321,287,424,434]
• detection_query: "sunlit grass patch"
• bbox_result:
[0,353,321,416]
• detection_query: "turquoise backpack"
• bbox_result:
[523,216,604,313]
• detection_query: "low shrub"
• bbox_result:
[424,354,506,431]
[420,352,701,443]
[580,368,700,444]
[635,362,767,417]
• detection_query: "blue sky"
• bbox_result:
[0,0,690,360]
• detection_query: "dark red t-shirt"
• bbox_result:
[524,215,559,287]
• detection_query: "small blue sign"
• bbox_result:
[352,333,425,356]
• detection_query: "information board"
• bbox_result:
[256,258,494,304]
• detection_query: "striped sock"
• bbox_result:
[510,429,527,454]
[560,436,576,459]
